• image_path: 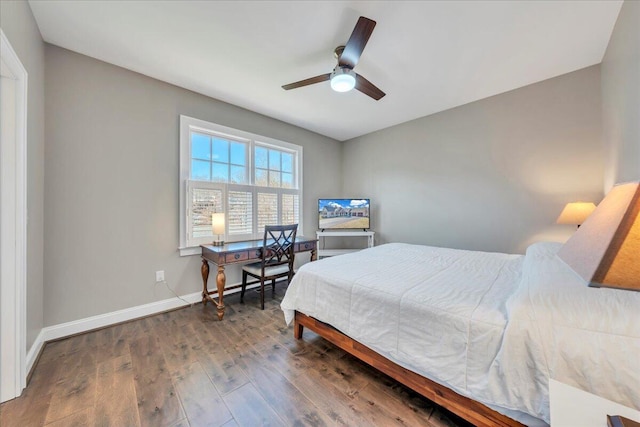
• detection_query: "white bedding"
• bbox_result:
[280,242,640,425]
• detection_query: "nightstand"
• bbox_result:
[550,379,640,427]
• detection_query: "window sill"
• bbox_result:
[179,246,202,257]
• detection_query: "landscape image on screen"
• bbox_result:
[318,199,370,229]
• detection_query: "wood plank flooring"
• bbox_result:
[1,286,473,427]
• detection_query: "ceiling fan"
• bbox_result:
[282,16,386,101]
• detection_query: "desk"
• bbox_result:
[201,236,317,320]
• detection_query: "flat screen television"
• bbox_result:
[318,199,370,230]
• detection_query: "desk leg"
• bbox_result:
[201,259,210,305]
[311,248,317,262]
[216,265,226,320]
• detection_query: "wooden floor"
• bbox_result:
[1,286,473,427]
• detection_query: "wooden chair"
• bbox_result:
[241,224,298,309]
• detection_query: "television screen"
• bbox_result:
[318,199,370,230]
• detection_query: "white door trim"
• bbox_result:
[0,29,28,402]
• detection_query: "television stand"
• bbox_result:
[316,230,375,258]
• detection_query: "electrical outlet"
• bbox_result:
[155,270,165,282]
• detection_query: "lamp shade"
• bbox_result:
[211,213,225,235]
[556,202,597,225]
[558,182,640,291]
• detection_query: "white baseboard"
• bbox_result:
[26,329,45,376]
[25,290,201,376]
[40,291,204,344]
[27,280,273,372]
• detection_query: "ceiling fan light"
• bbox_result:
[330,68,356,92]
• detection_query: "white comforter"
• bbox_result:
[280,242,640,425]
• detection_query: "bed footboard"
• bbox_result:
[293,310,525,427]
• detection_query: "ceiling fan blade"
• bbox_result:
[282,73,331,90]
[339,16,376,69]
[355,74,385,100]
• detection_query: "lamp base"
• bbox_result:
[212,240,225,246]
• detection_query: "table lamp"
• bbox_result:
[556,202,597,228]
[211,213,225,246]
[558,182,640,291]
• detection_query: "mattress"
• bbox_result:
[281,242,640,425]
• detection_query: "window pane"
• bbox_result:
[257,193,278,232]
[191,133,211,160]
[269,171,281,188]
[255,146,268,169]
[282,173,293,189]
[230,142,246,166]
[191,188,223,238]
[212,138,229,163]
[282,152,293,173]
[255,168,268,187]
[212,162,228,182]
[230,165,247,184]
[228,191,253,235]
[282,194,299,225]
[269,149,281,171]
[191,160,211,180]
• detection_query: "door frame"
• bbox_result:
[0,28,28,402]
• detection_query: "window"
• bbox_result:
[179,115,303,255]
[191,132,248,184]
[255,145,295,188]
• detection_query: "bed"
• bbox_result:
[280,242,640,426]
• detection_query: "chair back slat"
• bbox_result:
[261,224,298,272]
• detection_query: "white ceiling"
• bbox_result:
[29,1,622,141]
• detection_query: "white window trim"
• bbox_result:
[179,115,303,256]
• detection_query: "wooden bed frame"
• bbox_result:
[294,311,526,427]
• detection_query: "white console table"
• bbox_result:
[316,230,375,258]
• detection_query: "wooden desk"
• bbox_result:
[200,236,317,320]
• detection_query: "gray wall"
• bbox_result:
[44,45,341,326]
[602,0,640,190]
[342,66,603,254]
[0,0,46,350]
